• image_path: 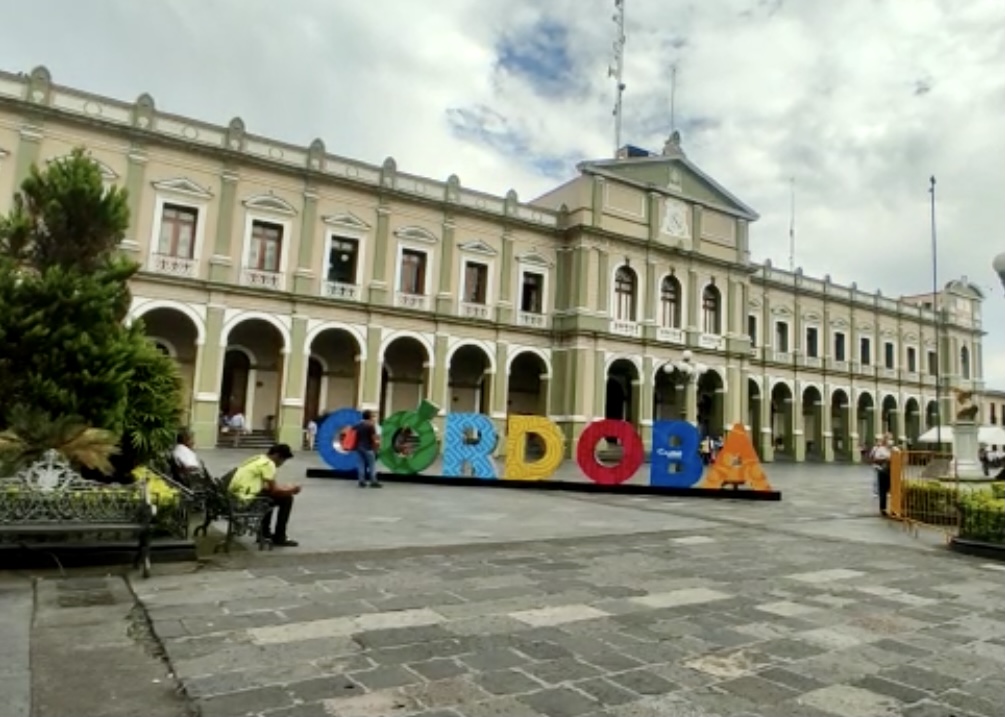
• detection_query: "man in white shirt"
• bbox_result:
[172,429,203,479]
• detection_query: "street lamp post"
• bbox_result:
[929,176,942,446]
[664,350,708,429]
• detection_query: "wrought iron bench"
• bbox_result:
[0,450,154,577]
[189,466,274,554]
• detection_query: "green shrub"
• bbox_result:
[958,487,1005,545]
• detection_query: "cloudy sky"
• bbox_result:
[4,0,1003,386]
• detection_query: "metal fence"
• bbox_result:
[890,450,1005,546]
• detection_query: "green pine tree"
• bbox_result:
[0,149,183,473]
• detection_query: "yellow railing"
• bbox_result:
[889,450,959,540]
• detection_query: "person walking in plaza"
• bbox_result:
[228,443,301,546]
[869,433,894,517]
[353,410,382,488]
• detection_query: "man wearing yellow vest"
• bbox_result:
[229,443,301,547]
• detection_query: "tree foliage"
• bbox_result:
[0,149,183,474]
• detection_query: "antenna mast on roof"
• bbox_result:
[788,177,796,273]
[609,0,627,156]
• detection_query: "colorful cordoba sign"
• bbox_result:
[316,400,773,492]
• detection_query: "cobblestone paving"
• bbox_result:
[136,528,1005,717]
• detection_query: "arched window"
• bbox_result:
[960,346,971,380]
[614,266,637,321]
[702,284,721,334]
[660,275,681,328]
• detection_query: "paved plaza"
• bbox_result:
[3,456,1005,717]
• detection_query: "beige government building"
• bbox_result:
[0,66,993,461]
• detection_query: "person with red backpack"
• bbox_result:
[347,410,381,488]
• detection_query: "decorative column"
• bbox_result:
[361,326,382,411]
[687,269,700,336]
[684,376,699,425]
[275,316,308,445]
[822,399,835,462]
[431,335,449,431]
[492,342,509,455]
[759,387,775,461]
[593,349,607,422]
[293,189,319,294]
[573,245,591,310]
[596,245,610,315]
[191,306,225,449]
[14,126,43,186]
[209,170,239,283]
[498,230,514,323]
[436,216,456,313]
[792,389,805,461]
[644,260,657,325]
[121,147,147,258]
[639,355,655,452]
[368,205,391,305]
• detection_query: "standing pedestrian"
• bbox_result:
[353,410,382,488]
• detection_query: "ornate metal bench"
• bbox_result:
[188,467,273,554]
[0,450,154,577]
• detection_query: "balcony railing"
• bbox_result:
[459,302,491,320]
[323,281,360,300]
[656,326,685,344]
[881,368,897,380]
[830,359,849,372]
[804,356,822,368]
[149,253,197,278]
[395,292,430,311]
[610,319,641,338]
[517,311,548,329]
[699,334,724,351]
[774,350,792,363]
[241,267,283,290]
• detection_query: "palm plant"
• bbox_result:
[0,404,119,476]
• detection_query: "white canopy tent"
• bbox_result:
[916,425,1005,445]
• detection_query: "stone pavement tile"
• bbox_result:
[322,689,423,717]
[280,599,375,621]
[914,647,1005,680]
[753,636,828,661]
[755,666,828,693]
[196,685,295,717]
[0,675,29,717]
[353,624,457,649]
[181,611,287,635]
[472,668,543,696]
[579,649,645,673]
[877,664,963,694]
[459,647,529,672]
[184,662,326,698]
[349,664,424,690]
[900,700,981,717]
[398,676,495,710]
[682,647,774,679]
[785,568,866,584]
[959,675,1005,704]
[676,685,760,715]
[715,675,800,704]
[755,698,843,717]
[608,668,681,696]
[441,615,529,636]
[522,657,604,684]
[797,626,866,650]
[755,600,821,617]
[799,684,903,717]
[510,635,576,661]
[647,663,720,690]
[367,639,468,665]
[407,658,470,681]
[286,674,362,702]
[938,688,1002,717]
[510,604,612,627]
[462,696,547,717]
[629,588,733,609]
[572,678,640,707]
[368,592,468,612]
[850,675,931,705]
[312,652,377,675]
[607,693,716,716]
[518,686,601,717]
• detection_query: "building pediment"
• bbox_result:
[151,176,214,200]
[243,193,297,216]
[579,150,758,221]
[48,154,118,180]
[394,225,438,244]
[458,240,497,257]
[770,305,793,318]
[517,250,553,268]
[322,212,371,233]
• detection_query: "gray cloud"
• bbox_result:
[1,0,1002,383]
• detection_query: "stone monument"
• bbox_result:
[951,388,984,480]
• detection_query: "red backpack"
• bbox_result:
[341,426,358,451]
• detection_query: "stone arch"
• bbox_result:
[446,339,497,375]
[305,322,367,360]
[904,396,921,444]
[152,338,178,358]
[802,383,824,460]
[605,353,643,375]
[130,298,207,345]
[506,346,552,377]
[770,381,795,457]
[380,329,434,366]
[221,311,291,352]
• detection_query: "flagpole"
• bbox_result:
[929,176,942,447]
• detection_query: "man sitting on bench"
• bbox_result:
[228,443,301,547]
